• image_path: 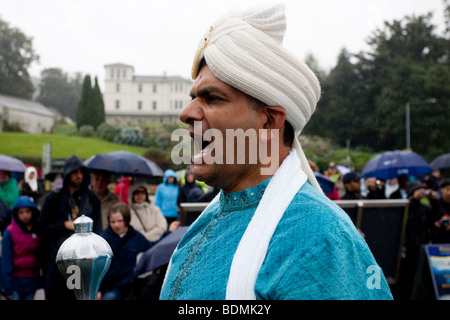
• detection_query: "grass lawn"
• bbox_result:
[0,132,147,160]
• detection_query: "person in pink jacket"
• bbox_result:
[1,196,42,300]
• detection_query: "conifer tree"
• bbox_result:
[76,75,92,129]
[92,77,105,130]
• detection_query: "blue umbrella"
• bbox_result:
[84,150,164,178]
[430,153,450,170]
[0,154,26,172]
[314,172,335,194]
[361,150,432,180]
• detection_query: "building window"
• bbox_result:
[111,69,114,78]
[138,84,142,93]
[123,69,126,78]
[152,101,157,110]
[116,83,120,92]
[153,84,157,93]
[115,100,120,109]
[138,101,142,109]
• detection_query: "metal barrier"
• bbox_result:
[179,199,410,285]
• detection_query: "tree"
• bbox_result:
[0,16,39,99]
[76,75,92,129]
[76,75,105,130]
[36,68,83,120]
[305,11,450,161]
[358,13,450,158]
[91,77,105,129]
[304,48,369,146]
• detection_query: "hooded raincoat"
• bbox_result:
[154,170,180,219]
[1,196,42,298]
[34,155,102,300]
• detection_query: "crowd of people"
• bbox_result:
[0,156,214,300]
[314,160,450,299]
[0,154,449,300]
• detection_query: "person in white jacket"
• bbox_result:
[129,184,167,242]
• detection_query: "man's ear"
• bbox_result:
[260,106,286,143]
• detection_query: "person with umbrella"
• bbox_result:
[129,183,168,242]
[90,170,119,230]
[0,155,26,208]
[35,155,102,300]
[0,170,19,209]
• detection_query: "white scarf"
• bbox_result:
[225,149,307,299]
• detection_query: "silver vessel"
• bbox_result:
[56,215,113,300]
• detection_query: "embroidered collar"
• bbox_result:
[219,178,271,211]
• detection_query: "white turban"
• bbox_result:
[191,3,322,191]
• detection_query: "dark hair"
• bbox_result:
[132,186,150,203]
[108,202,131,226]
[246,95,295,147]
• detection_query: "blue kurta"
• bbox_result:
[160,179,393,300]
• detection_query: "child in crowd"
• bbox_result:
[1,196,42,300]
[98,202,153,300]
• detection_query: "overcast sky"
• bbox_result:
[1,0,446,89]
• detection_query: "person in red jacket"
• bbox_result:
[114,176,132,205]
[1,196,42,300]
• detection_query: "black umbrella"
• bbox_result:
[134,226,189,275]
[430,153,450,170]
[84,150,164,178]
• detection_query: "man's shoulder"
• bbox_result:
[287,183,350,221]
[277,182,360,241]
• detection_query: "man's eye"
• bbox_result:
[206,95,222,103]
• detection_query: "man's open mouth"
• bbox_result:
[192,133,214,164]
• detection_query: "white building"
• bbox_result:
[103,63,192,124]
[0,93,59,133]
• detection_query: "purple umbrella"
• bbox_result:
[430,153,450,170]
[0,154,26,172]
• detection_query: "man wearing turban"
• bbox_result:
[160,4,392,300]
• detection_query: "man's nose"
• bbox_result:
[180,100,203,125]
